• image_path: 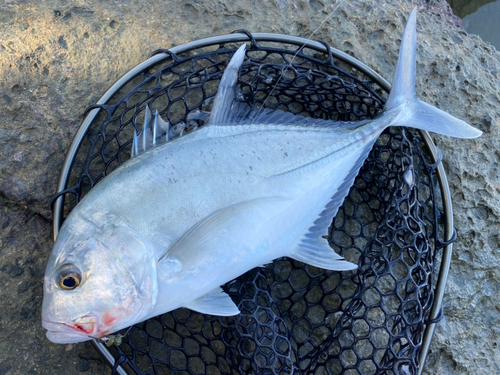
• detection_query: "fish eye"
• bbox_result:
[59,274,80,289]
[57,264,82,290]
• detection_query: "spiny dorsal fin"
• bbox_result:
[131,107,169,158]
[131,107,201,158]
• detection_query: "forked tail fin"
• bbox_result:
[385,8,482,139]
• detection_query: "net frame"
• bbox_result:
[50,32,455,375]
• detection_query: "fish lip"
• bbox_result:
[45,329,93,344]
[42,313,126,341]
[42,319,91,343]
[42,318,72,332]
[42,314,99,336]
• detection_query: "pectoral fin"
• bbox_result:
[185,287,240,316]
[159,197,287,263]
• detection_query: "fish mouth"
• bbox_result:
[45,329,93,344]
[42,315,101,343]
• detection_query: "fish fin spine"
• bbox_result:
[132,106,203,158]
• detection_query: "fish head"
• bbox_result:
[42,212,158,343]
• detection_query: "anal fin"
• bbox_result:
[308,135,377,237]
[289,137,379,272]
[185,287,239,316]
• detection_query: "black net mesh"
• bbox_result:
[54,37,451,375]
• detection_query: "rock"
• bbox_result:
[0,0,498,374]
[0,197,108,374]
[0,264,24,277]
[76,359,90,372]
[418,0,463,27]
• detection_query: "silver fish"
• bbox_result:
[42,8,481,344]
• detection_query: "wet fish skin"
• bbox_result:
[41,8,481,344]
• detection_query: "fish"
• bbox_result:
[41,8,481,344]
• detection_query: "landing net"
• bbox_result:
[53,34,452,375]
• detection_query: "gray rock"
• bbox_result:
[420,0,463,27]
[0,0,498,374]
[0,263,24,277]
[76,359,90,372]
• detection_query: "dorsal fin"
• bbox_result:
[206,43,325,127]
[131,107,169,158]
[131,107,202,158]
[206,43,371,130]
[207,44,247,125]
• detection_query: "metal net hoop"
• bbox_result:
[52,32,455,375]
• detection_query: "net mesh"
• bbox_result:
[54,37,451,375]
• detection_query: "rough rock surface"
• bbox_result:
[420,0,463,27]
[0,0,498,374]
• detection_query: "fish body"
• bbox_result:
[42,8,481,344]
